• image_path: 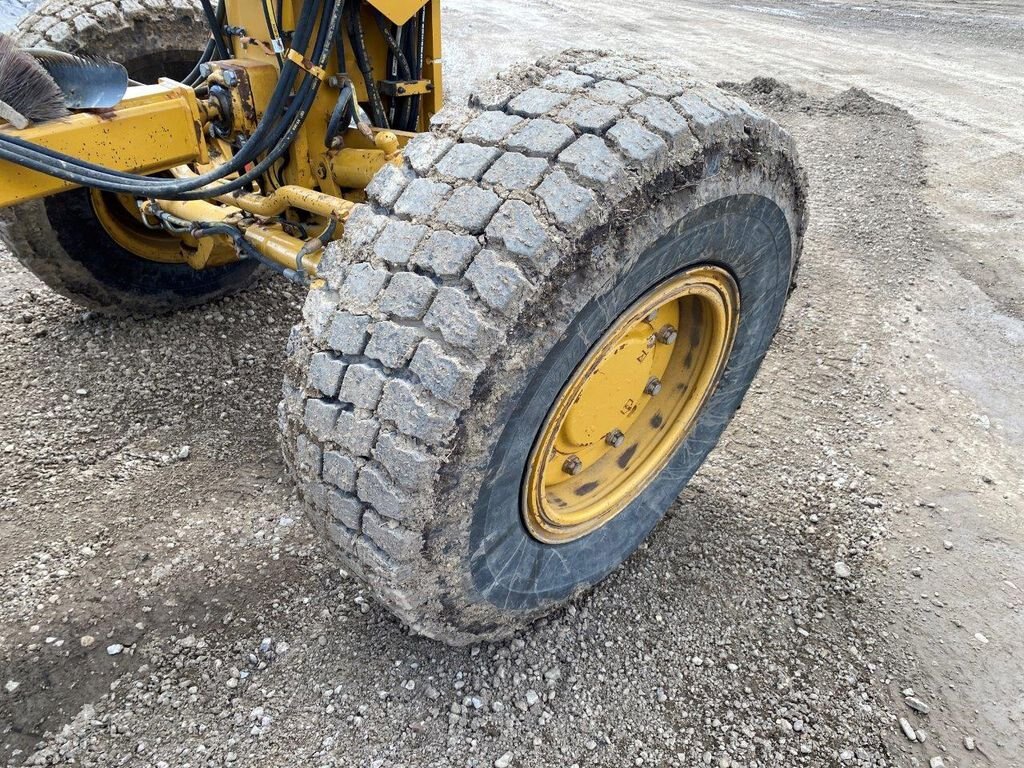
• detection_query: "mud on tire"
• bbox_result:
[281,50,808,644]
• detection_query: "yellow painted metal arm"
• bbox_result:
[0,83,207,208]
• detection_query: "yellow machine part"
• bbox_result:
[0,83,207,208]
[0,0,443,277]
[369,0,428,25]
[224,0,442,185]
[522,266,741,544]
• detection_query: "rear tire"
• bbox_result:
[281,51,808,644]
[0,0,261,315]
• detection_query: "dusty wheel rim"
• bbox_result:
[522,265,740,544]
[89,189,190,264]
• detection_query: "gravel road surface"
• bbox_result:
[1,1,1022,766]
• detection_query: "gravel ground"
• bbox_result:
[0,2,29,30]
[2,1,1022,767]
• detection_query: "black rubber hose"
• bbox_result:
[183,0,225,86]
[200,0,230,60]
[260,0,285,68]
[183,37,215,87]
[325,81,355,146]
[189,222,295,278]
[375,12,411,129]
[347,1,387,128]
[404,7,426,132]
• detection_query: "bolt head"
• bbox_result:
[656,325,678,345]
[644,377,662,396]
[562,455,583,476]
[605,429,625,448]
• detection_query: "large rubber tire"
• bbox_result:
[0,0,261,315]
[281,51,808,644]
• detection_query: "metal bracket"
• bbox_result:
[285,48,326,81]
[378,78,433,97]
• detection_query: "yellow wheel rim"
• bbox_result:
[90,189,189,264]
[522,265,740,544]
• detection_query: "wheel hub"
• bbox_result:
[90,189,190,264]
[522,265,740,544]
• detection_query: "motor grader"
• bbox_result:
[0,0,806,643]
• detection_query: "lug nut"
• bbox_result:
[605,429,625,448]
[562,455,583,476]
[644,377,662,396]
[656,325,678,345]
[645,310,659,324]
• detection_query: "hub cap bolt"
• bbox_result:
[645,377,662,396]
[605,429,625,448]
[656,325,678,345]
[563,455,584,476]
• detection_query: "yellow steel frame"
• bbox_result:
[222,0,440,192]
[0,0,443,278]
[0,83,208,208]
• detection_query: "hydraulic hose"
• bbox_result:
[348,1,387,128]
[405,7,426,131]
[200,0,230,60]
[375,12,411,130]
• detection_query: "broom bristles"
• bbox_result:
[0,33,68,125]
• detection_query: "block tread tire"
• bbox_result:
[281,50,808,644]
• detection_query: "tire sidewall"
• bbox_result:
[447,173,794,621]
